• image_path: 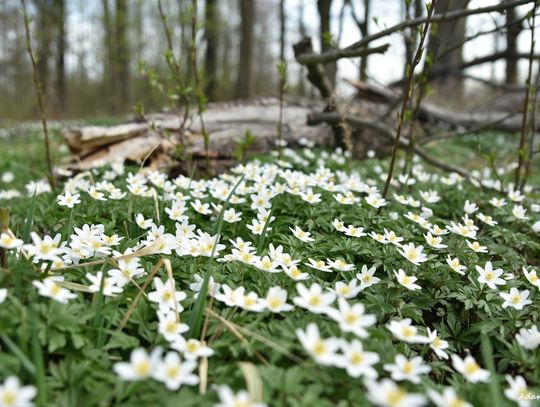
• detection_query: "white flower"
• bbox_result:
[0,376,37,407]
[504,375,531,407]
[86,272,123,297]
[394,269,421,291]
[147,277,186,313]
[364,378,427,407]
[369,231,389,244]
[386,319,430,344]
[446,256,466,275]
[515,326,540,349]
[261,286,293,313]
[424,232,447,249]
[397,243,428,266]
[305,258,332,273]
[477,213,497,226]
[343,225,366,238]
[246,219,268,235]
[57,191,81,208]
[135,214,154,229]
[0,288,7,304]
[512,205,528,220]
[152,351,198,391]
[24,232,63,263]
[0,233,23,250]
[427,387,472,407]
[331,280,362,299]
[190,199,212,215]
[296,323,341,366]
[463,200,478,214]
[356,265,380,290]
[427,328,449,359]
[383,354,431,383]
[523,267,540,289]
[332,218,346,232]
[222,208,242,223]
[476,261,506,289]
[290,226,314,242]
[365,194,386,208]
[489,197,507,208]
[113,347,162,381]
[339,339,379,378]
[157,310,189,342]
[327,298,376,338]
[284,264,309,281]
[300,189,321,204]
[384,229,403,246]
[327,258,355,272]
[466,240,488,253]
[32,276,77,304]
[448,222,476,239]
[171,337,214,360]
[429,224,448,236]
[293,283,335,314]
[500,288,532,310]
[533,221,540,233]
[451,354,490,383]
[214,385,267,407]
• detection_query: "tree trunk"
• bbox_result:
[359,0,370,80]
[505,2,522,84]
[54,0,66,112]
[279,0,286,61]
[102,0,114,111]
[317,0,336,86]
[205,0,218,100]
[115,0,129,112]
[428,0,470,96]
[35,0,54,100]
[236,0,254,99]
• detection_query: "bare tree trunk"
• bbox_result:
[236,0,254,99]
[54,0,66,112]
[205,0,218,100]
[317,0,336,86]
[115,0,129,111]
[359,0,370,80]
[297,0,307,96]
[428,0,469,96]
[505,2,522,84]
[279,0,286,61]
[35,0,54,100]
[102,0,114,111]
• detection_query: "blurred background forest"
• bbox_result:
[0,0,537,121]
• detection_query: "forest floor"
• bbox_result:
[0,126,539,406]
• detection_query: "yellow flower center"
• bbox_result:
[268,297,283,309]
[166,366,180,379]
[402,361,414,375]
[350,352,364,365]
[162,290,173,301]
[1,390,16,405]
[50,283,61,296]
[345,311,358,325]
[312,340,327,356]
[485,272,494,281]
[407,251,418,261]
[134,360,151,376]
[465,361,480,375]
[309,295,322,307]
[402,326,415,337]
[511,295,522,304]
[387,388,406,407]
[186,341,199,353]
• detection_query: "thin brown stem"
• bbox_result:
[380,1,437,205]
[21,0,56,188]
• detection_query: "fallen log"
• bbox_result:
[345,78,535,133]
[61,98,334,171]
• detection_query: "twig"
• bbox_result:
[380,1,437,205]
[21,0,56,188]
